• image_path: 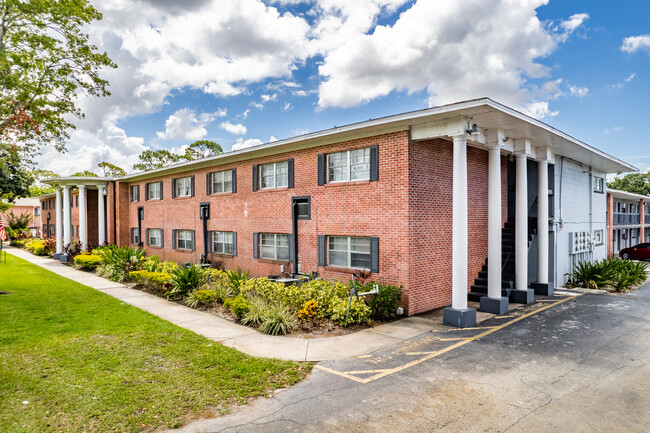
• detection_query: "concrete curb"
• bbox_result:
[5,248,447,361]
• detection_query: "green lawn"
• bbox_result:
[0,254,311,432]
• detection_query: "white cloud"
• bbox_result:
[522,101,559,120]
[237,109,251,119]
[203,81,246,96]
[36,122,146,175]
[555,13,589,42]
[621,34,650,54]
[261,93,278,102]
[569,85,589,98]
[293,90,308,97]
[231,137,264,151]
[608,73,637,91]
[156,108,225,140]
[291,128,310,135]
[269,136,278,142]
[317,0,568,110]
[604,126,622,135]
[283,102,293,111]
[219,121,248,135]
[625,73,636,82]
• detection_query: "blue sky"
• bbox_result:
[37,0,650,175]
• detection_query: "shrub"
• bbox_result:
[203,268,230,287]
[129,270,172,285]
[239,278,370,326]
[224,296,250,318]
[184,289,219,309]
[42,238,56,255]
[168,265,205,297]
[95,245,147,282]
[297,300,319,322]
[24,239,48,256]
[259,304,295,336]
[365,282,402,320]
[242,297,272,326]
[74,254,103,270]
[567,258,648,292]
[225,268,250,293]
[9,239,25,247]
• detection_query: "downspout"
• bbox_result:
[555,157,564,287]
[292,200,299,277]
[588,167,593,262]
[112,180,117,245]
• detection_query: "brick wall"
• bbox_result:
[124,131,411,295]
[407,138,507,315]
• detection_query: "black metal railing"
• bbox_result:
[613,212,641,226]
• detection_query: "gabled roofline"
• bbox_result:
[89,98,636,182]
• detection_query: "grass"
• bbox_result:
[0,254,311,432]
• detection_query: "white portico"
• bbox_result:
[43,177,112,259]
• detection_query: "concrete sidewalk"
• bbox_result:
[7,247,498,362]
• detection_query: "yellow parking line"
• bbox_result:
[345,369,392,375]
[438,337,469,341]
[431,326,494,332]
[315,294,580,384]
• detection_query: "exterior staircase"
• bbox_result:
[468,218,536,302]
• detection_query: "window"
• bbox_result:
[131,228,140,245]
[130,185,140,202]
[49,225,55,236]
[34,207,40,216]
[174,176,193,197]
[260,233,289,260]
[211,170,233,194]
[42,201,47,210]
[594,229,604,245]
[49,199,54,209]
[292,196,310,220]
[328,148,370,183]
[146,182,162,200]
[75,196,79,207]
[147,228,163,247]
[260,161,288,189]
[593,176,604,193]
[175,229,194,250]
[212,231,235,255]
[327,236,371,269]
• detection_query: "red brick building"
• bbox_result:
[42,99,635,325]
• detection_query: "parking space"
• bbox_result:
[316,293,580,384]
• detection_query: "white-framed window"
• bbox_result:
[260,161,289,189]
[175,176,192,197]
[211,170,233,194]
[212,231,235,255]
[130,185,139,202]
[131,227,140,245]
[175,229,194,250]
[594,229,604,245]
[593,176,604,193]
[327,148,370,183]
[148,228,163,247]
[260,233,289,260]
[147,182,162,200]
[328,236,371,269]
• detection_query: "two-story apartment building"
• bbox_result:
[40,99,635,327]
[606,188,649,257]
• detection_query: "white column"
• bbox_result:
[78,185,87,248]
[62,185,71,246]
[487,143,502,299]
[452,134,468,310]
[55,187,63,254]
[97,185,106,245]
[537,160,549,284]
[515,150,528,290]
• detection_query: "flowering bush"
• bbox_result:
[73,254,103,270]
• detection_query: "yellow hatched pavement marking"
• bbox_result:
[315,295,580,384]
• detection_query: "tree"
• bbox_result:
[70,170,98,177]
[607,173,650,197]
[0,0,116,155]
[133,140,223,172]
[97,161,126,177]
[0,147,32,211]
[133,149,183,171]
[183,140,223,160]
[27,169,57,197]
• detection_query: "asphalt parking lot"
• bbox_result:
[175,286,650,433]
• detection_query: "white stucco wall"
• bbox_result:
[553,158,607,286]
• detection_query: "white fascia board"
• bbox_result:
[608,188,650,201]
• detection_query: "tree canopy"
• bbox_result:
[607,172,650,197]
[97,161,126,177]
[70,170,98,177]
[0,0,116,155]
[133,140,223,171]
[0,147,32,210]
